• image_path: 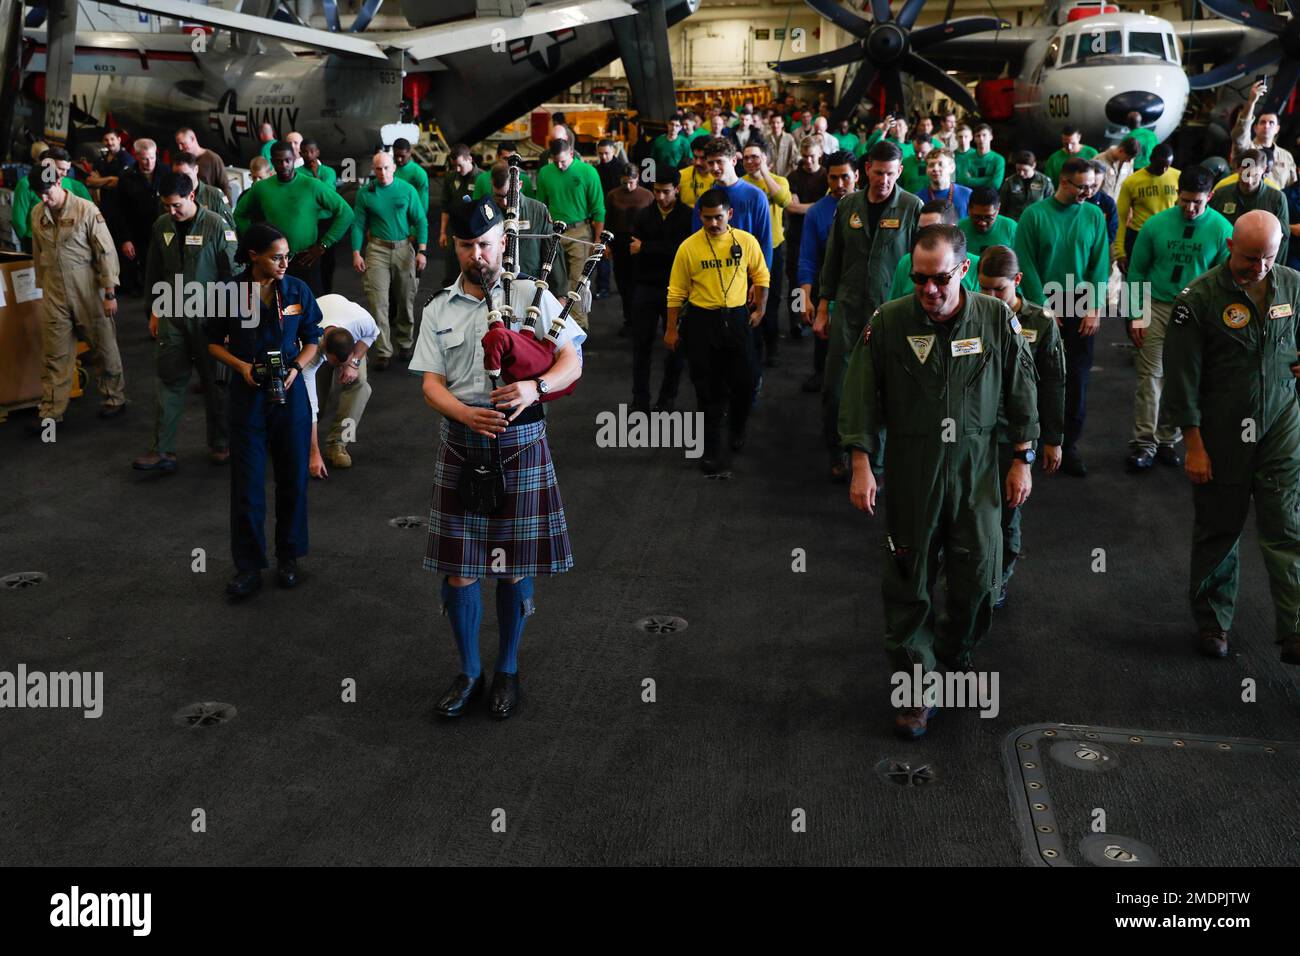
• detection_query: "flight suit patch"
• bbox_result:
[880,218,900,229]
[1223,202,1236,214]
[849,212,863,229]
[907,334,935,363]
[163,232,175,246]
[951,337,982,356]
[1020,328,1038,343]
[1172,303,1192,325]
[1268,303,1293,319]
[224,230,237,242]
[1222,304,1250,329]
[1009,315,1023,335]
[185,235,203,246]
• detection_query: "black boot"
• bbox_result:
[700,403,729,475]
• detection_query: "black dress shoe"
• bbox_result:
[1155,445,1183,467]
[436,673,484,717]
[225,570,262,598]
[489,671,520,719]
[98,402,127,419]
[1198,627,1228,659]
[24,416,63,436]
[1126,449,1155,472]
[276,560,299,589]
[1281,635,1300,666]
[397,347,414,362]
[1061,449,1088,477]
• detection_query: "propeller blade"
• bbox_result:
[804,0,873,39]
[903,52,978,112]
[869,0,892,23]
[321,0,340,32]
[1262,56,1300,114]
[911,16,1008,50]
[883,67,905,117]
[1289,0,1300,19]
[349,0,383,33]
[897,0,927,30]
[24,6,47,27]
[830,64,878,127]
[770,43,864,74]
[1187,38,1282,88]
[1196,0,1287,35]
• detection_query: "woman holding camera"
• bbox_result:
[206,223,322,598]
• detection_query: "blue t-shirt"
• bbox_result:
[915,183,972,219]
[1087,191,1119,245]
[797,193,840,287]
[692,179,773,267]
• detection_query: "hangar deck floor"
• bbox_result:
[2,262,1297,867]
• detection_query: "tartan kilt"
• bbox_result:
[424,416,574,577]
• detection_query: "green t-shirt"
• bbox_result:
[534,159,605,224]
[350,177,428,249]
[471,169,535,200]
[1126,205,1232,303]
[959,214,1019,260]
[394,161,431,215]
[1012,197,1109,305]
[900,155,931,195]
[961,150,1006,190]
[1130,128,1159,171]
[1043,145,1099,187]
[232,172,355,252]
[834,132,861,153]
[651,134,693,174]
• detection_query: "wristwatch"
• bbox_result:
[103,291,116,301]
[349,357,362,369]
[1012,447,1036,464]
[536,378,550,396]
[290,360,303,373]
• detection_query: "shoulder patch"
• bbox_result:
[862,323,873,344]
[1009,315,1023,336]
[1172,302,1193,326]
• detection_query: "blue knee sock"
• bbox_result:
[441,578,482,679]
[495,577,534,674]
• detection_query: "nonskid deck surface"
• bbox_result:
[2,262,1296,866]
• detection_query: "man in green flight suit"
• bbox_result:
[815,140,922,482]
[1160,209,1300,665]
[975,244,1066,610]
[131,172,240,473]
[840,224,1040,738]
[1210,148,1290,265]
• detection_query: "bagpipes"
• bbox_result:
[481,154,611,404]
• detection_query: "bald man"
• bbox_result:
[350,150,428,368]
[1161,209,1300,665]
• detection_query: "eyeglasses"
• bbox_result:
[261,253,294,265]
[909,263,963,287]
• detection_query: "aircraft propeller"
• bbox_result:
[769,0,1008,123]
[1190,0,1300,114]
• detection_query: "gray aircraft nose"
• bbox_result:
[1106,92,1164,126]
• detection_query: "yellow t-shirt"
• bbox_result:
[667,227,771,310]
[1115,166,1180,256]
[679,166,714,210]
[742,172,793,248]
[1213,172,1281,191]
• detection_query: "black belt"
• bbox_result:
[507,404,545,426]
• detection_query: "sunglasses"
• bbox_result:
[909,263,964,287]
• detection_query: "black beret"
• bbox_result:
[449,196,505,240]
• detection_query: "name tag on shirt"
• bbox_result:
[1269,303,1293,319]
[1020,328,1038,343]
[880,218,900,229]
[185,235,203,246]
[952,337,983,356]
[224,230,237,242]
[283,303,303,316]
